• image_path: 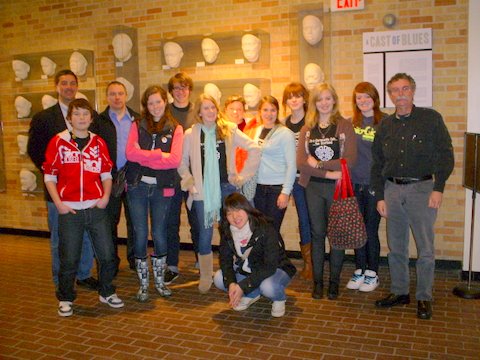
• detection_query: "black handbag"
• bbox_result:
[111,164,128,197]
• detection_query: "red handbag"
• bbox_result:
[327,158,367,250]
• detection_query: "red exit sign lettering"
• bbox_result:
[331,0,365,12]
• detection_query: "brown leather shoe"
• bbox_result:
[417,301,432,319]
[299,243,313,280]
[375,293,410,308]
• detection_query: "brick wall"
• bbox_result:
[0,0,468,258]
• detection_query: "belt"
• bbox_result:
[387,175,432,185]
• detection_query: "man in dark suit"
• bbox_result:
[90,81,139,272]
[27,69,98,290]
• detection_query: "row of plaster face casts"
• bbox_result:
[14,91,87,118]
[19,168,38,192]
[112,33,133,62]
[13,57,57,79]
[162,34,262,68]
[202,82,261,110]
[304,63,325,90]
[302,15,323,45]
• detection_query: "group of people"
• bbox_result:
[27,69,453,320]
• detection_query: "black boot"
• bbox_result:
[327,281,339,300]
[312,281,323,299]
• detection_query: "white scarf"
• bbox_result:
[230,221,253,273]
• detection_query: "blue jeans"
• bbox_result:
[291,180,311,246]
[166,188,200,271]
[213,268,291,301]
[353,184,381,273]
[56,207,116,302]
[254,184,286,234]
[384,180,437,301]
[192,182,237,255]
[305,181,344,285]
[127,182,172,258]
[47,201,94,285]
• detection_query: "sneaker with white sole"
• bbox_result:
[99,293,125,308]
[359,270,379,292]
[233,295,260,311]
[58,301,73,317]
[271,300,286,317]
[346,269,364,290]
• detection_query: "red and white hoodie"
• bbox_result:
[43,130,113,210]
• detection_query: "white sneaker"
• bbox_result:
[233,295,260,311]
[99,293,125,308]
[359,270,379,292]
[346,269,364,290]
[271,300,286,317]
[58,301,73,317]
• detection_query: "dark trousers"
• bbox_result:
[353,184,381,273]
[166,188,199,269]
[106,190,134,267]
[254,184,287,234]
[57,207,116,302]
[305,181,344,285]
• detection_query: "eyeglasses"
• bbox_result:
[172,86,189,92]
[389,86,412,94]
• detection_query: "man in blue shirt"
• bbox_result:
[91,81,139,273]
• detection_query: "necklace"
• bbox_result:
[318,123,331,139]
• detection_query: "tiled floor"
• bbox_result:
[0,234,479,359]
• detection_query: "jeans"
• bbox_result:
[56,207,116,302]
[166,188,200,271]
[106,190,135,267]
[254,184,286,234]
[384,180,437,301]
[291,180,311,246]
[192,182,237,255]
[47,201,94,285]
[127,182,172,258]
[353,184,381,273]
[305,181,344,285]
[213,268,291,301]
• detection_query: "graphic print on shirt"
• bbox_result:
[308,125,339,162]
[58,144,101,173]
[354,125,376,142]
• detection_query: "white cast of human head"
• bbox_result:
[69,51,88,76]
[201,38,220,64]
[17,134,28,155]
[203,83,222,105]
[41,94,58,109]
[12,60,30,81]
[112,33,133,62]
[241,34,261,63]
[75,92,88,100]
[304,63,325,90]
[14,96,32,118]
[163,41,184,68]
[302,15,324,45]
[40,56,57,77]
[116,77,134,102]
[19,169,37,192]
[243,83,261,108]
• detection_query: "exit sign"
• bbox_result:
[331,0,365,12]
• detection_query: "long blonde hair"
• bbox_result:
[305,83,342,129]
[193,93,230,140]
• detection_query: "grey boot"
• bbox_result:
[151,255,172,297]
[135,258,149,302]
[198,253,213,294]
